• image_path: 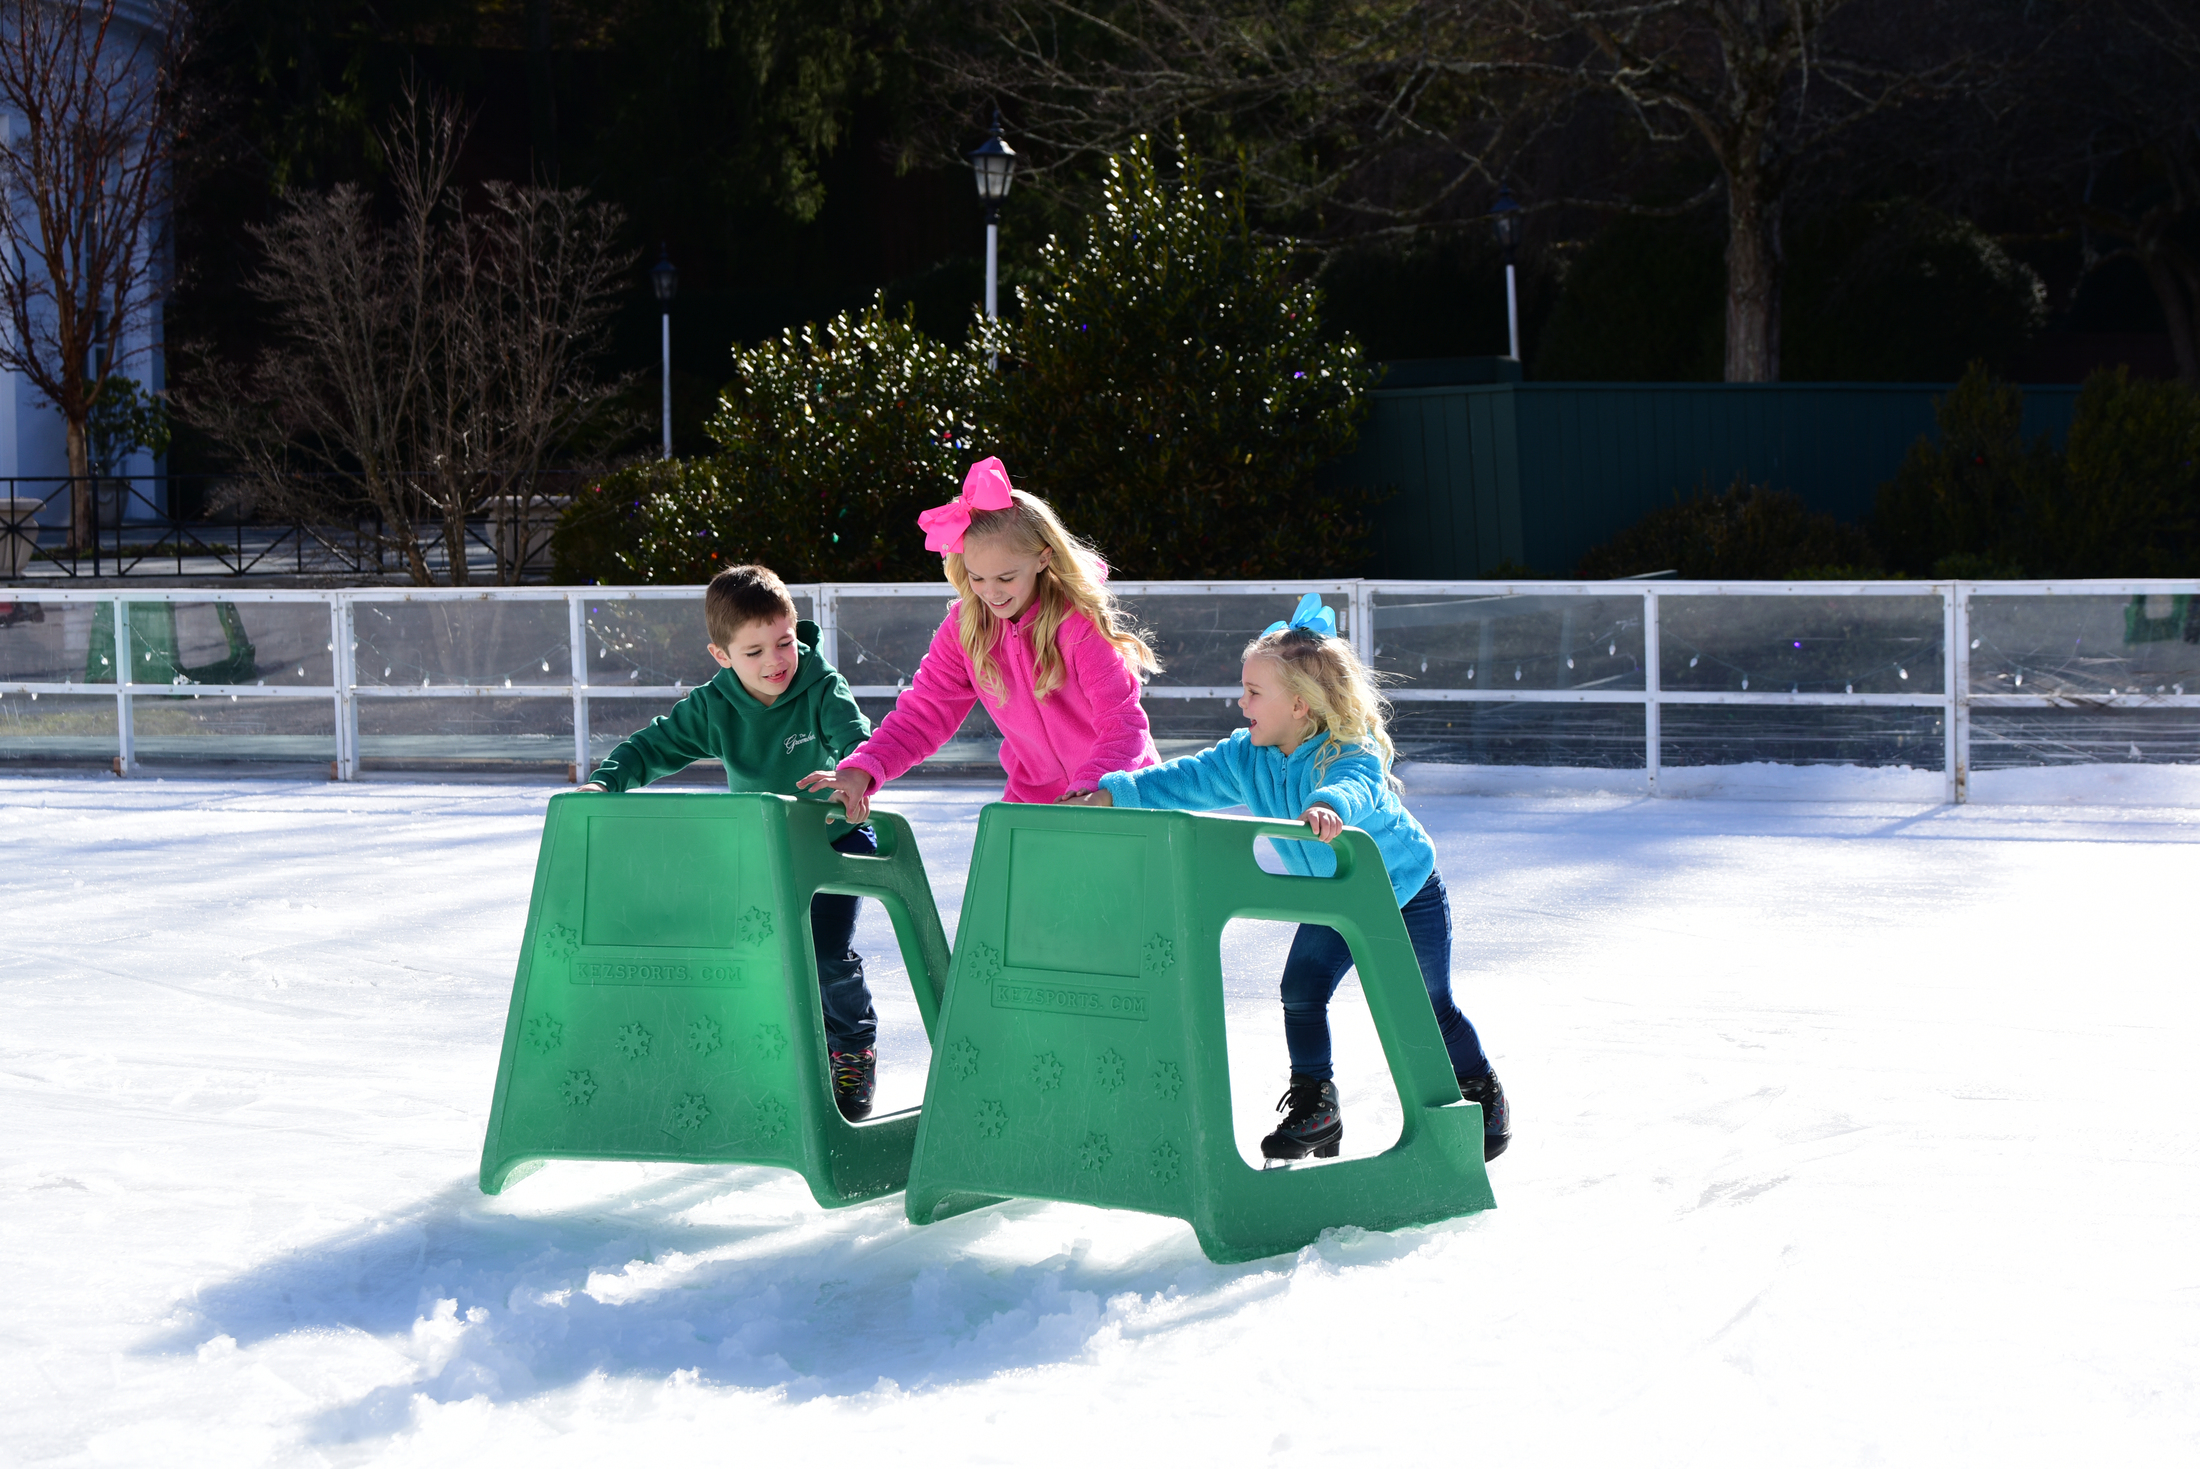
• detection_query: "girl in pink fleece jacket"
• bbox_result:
[798,459,1160,819]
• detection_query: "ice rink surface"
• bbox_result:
[4,765,2197,1466]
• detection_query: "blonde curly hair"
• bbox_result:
[945,489,1158,700]
[1243,622,1397,781]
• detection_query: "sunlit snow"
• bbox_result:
[3,765,2196,1465]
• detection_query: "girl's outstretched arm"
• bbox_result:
[829,610,978,795]
[1098,734,1251,812]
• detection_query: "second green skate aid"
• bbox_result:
[478,791,952,1206]
[904,802,1495,1262]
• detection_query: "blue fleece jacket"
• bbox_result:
[1098,728,1436,906]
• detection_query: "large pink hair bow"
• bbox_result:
[918,457,1016,554]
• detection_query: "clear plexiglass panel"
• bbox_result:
[353,599,569,687]
[132,695,336,764]
[585,695,683,762]
[1661,595,1943,695]
[1373,592,1645,692]
[358,697,572,766]
[0,691,115,760]
[1659,705,1943,768]
[1968,593,2200,697]
[0,600,93,682]
[1118,592,1313,688]
[1146,688,1253,759]
[1389,701,1646,767]
[1971,707,2200,768]
[127,601,334,687]
[836,593,955,687]
[582,596,717,688]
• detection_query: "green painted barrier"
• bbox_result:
[479,791,952,1206]
[904,802,1495,1262]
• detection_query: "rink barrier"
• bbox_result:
[3,579,2198,801]
[478,791,953,1205]
[902,802,1496,1263]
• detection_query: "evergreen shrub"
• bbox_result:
[977,135,1377,578]
[557,295,979,584]
[1575,478,1876,579]
[1870,362,2059,577]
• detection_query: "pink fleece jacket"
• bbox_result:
[838,604,1160,803]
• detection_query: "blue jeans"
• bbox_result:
[812,825,877,1051]
[1280,869,1489,1083]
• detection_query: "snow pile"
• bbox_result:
[3,775,2197,1465]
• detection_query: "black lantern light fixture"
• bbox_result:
[1487,188,1523,360]
[967,108,1019,327]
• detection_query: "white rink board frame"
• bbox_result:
[0,579,2194,802]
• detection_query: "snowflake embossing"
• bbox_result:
[945,1037,981,1081]
[1143,933,1176,973]
[1030,1051,1064,1091]
[670,1093,711,1132]
[738,906,775,947]
[612,1022,652,1060]
[753,1023,788,1060]
[1150,1140,1182,1183]
[1151,1060,1184,1099]
[561,1069,597,1106]
[524,1014,564,1054]
[685,1016,722,1056]
[755,1096,791,1139]
[1079,1132,1113,1171]
[1095,1048,1126,1090]
[975,1099,1008,1139]
[968,941,1004,984]
[538,922,579,962]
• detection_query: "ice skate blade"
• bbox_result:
[1261,1142,1343,1170]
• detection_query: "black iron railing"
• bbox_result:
[0,474,586,581]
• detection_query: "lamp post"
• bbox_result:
[651,246,678,459]
[1489,188,1522,361]
[967,109,1018,342]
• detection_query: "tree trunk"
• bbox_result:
[64,414,93,554]
[446,502,470,586]
[527,0,558,181]
[2136,246,2200,383]
[1724,170,1782,383]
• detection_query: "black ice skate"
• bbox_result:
[830,1048,877,1121]
[1260,1075,1342,1165]
[1456,1069,1511,1161]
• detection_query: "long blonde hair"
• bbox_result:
[944,489,1159,700]
[1243,624,1397,781]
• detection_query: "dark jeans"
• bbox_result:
[812,824,878,1051]
[1280,868,1489,1083]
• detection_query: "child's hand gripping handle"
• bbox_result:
[1241,816,1363,882]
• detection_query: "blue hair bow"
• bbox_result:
[1265,591,1337,638]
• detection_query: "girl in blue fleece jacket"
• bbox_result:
[1074,594,1509,1163]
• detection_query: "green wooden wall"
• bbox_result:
[1339,379,2083,578]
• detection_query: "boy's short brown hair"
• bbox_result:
[705,564,798,648]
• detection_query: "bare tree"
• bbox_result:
[0,0,182,549]
[913,1,1525,237]
[1496,2,2001,382]
[923,2,2007,380]
[180,90,635,585]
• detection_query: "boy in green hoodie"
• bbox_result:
[579,564,883,1120]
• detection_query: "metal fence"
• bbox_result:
[0,474,569,581]
[0,579,2195,800]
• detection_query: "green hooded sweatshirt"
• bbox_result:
[587,619,870,793]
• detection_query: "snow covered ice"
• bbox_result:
[4,766,2198,1465]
